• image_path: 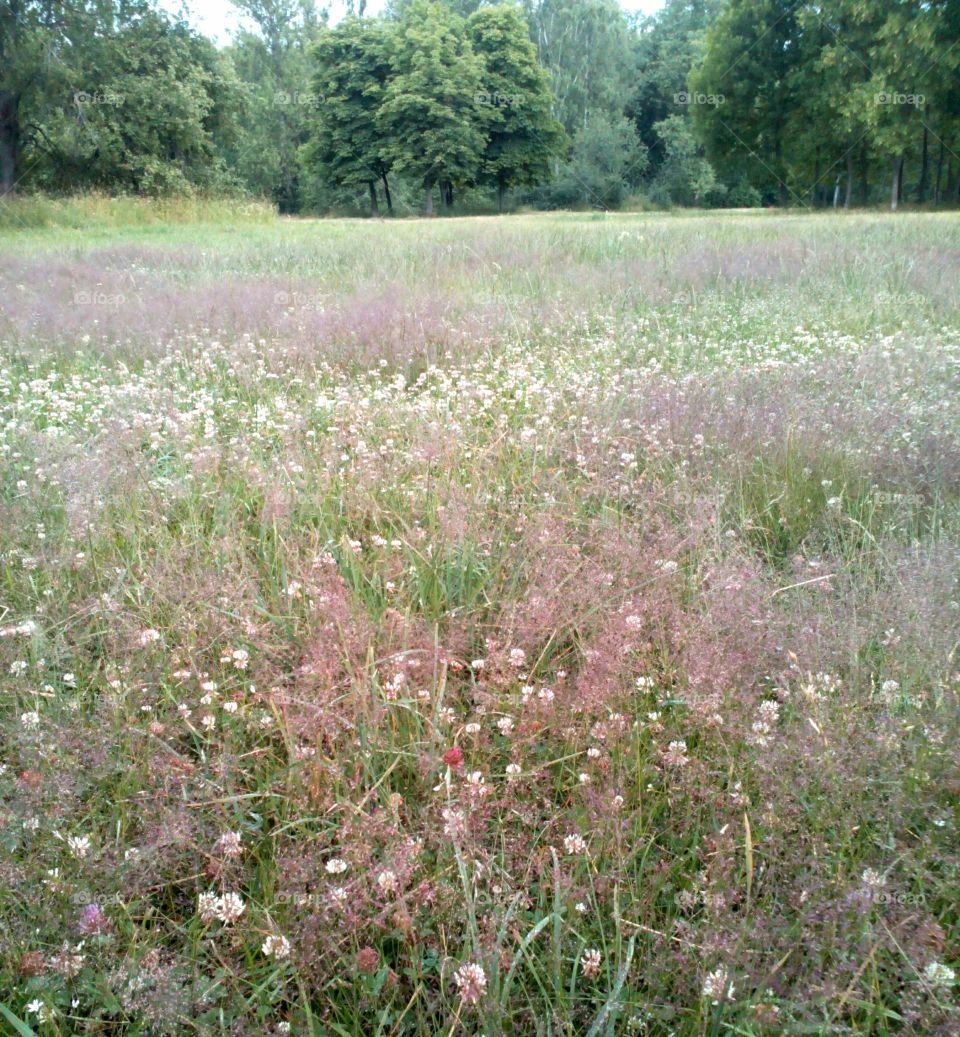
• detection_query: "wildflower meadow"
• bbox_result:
[0,208,958,1035]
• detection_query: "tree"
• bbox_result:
[377,0,486,213]
[1,0,88,195]
[650,113,718,205]
[689,0,805,205]
[226,0,320,211]
[565,111,647,207]
[525,0,633,137]
[467,3,565,211]
[306,17,395,215]
[7,2,242,196]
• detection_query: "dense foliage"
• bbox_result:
[2,0,959,211]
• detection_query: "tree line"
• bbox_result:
[2,0,959,213]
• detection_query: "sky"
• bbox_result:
[159,0,665,45]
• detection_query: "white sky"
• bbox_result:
[160,0,665,45]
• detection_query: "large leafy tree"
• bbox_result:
[1,0,91,195]
[689,0,805,205]
[4,1,241,196]
[377,0,486,213]
[525,0,633,136]
[226,0,319,212]
[306,18,395,215]
[467,3,565,210]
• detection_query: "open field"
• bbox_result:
[0,210,958,1036]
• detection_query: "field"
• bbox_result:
[0,209,958,1036]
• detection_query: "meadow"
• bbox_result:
[0,208,958,1036]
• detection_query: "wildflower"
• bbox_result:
[663,740,689,767]
[26,1001,56,1022]
[454,961,487,1005]
[564,833,587,855]
[215,831,243,858]
[464,771,488,798]
[67,834,91,858]
[497,716,515,736]
[624,614,642,630]
[20,711,40,729]
[377,869,398,894]
[861,868,886,889]
[442,807,466,840]
[580,948,602,978]
[505,763,521,781]
[10,660,28,675]
[223,700,238,713]
[356,946,380,974]
[216,892,245,923]
[575,901,588,914]
[328,885,349,908]
[50,945,85,978]
[78,902,109,934]
[443,746,464,769]
[509,648,526,667]
[702,965,735,1003]
[138,629,161,646]
[200,714,216,731]
[923,961,955,989]
[464,722,481,735]
[326,857,348,875]
[262,934,291,959]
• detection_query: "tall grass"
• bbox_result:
[0,211,957,1036]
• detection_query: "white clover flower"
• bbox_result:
[923,961,955,989]
[377,869,398,894]
[20,710,40,729]
[702,965,735,1003]
[67,834,91,858]
[325,857,348,875]
[580,948,602,977]
[563,833,587,855]
[215,831,243,858]
[262,934,291,959]
[453,961,487,1005]
[216,892,245,923]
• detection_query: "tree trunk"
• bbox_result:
[0,90,21,196]
[381,174,392,214]
[439,180,453,209]
[424,183,433,215]
[934,138,944,204]
[917,126,929,204]
[368,180,379,217]
[498,178,505,213]
[890,155,903,211]
[859,140,869,205]
[844,147,854,209]
[812,152,821,207]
